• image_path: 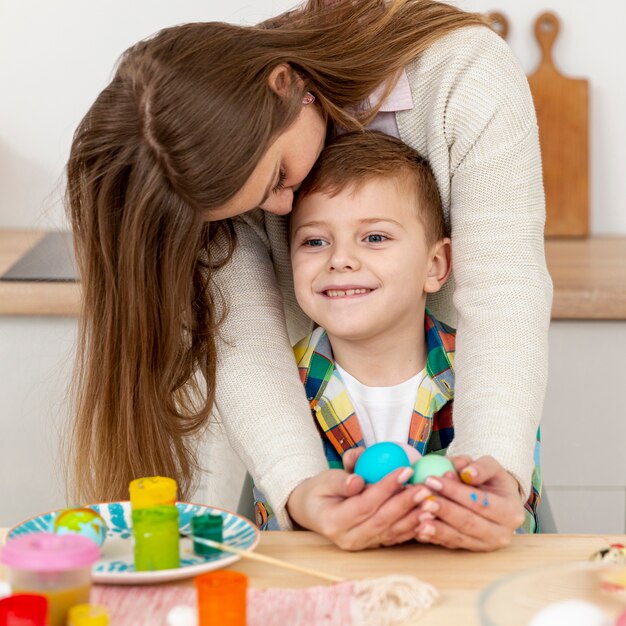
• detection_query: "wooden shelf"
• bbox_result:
[2,230,626,319]
[545,236,626,320]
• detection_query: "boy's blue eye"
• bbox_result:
[304,238,326,247]
[365,234,387,243]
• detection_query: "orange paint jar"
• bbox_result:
[196,570,247,626]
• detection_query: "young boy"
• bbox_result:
[253,131,540,535]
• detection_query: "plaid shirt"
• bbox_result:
[254,310,541,533]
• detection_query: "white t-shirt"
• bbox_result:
[334,363,426,447]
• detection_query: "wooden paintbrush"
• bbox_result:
[180,531,343,582]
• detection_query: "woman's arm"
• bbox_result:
[211,217,328,529]
[402,26,552,501]
[393,26,551,549]
[445,28,552,500]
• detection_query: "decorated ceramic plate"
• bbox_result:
[8,502,260,584]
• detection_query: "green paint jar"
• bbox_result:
[191,513,223,557]
[131,506,180,571]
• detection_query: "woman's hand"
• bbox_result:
[413,455,526,552]
[286,448,432,551]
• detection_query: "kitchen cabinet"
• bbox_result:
[1,231,625,531]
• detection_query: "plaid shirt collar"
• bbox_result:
[293,310,455,456]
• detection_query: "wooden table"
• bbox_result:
[2,529,625,625]
[3,230,626,319]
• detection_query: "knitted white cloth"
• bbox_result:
[212,25,553,529]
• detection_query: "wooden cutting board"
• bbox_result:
[528,12,589,237]
[486,11,509,40]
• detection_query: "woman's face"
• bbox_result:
[208,102,326,221]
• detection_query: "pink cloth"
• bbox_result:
[92,582,355,625]
[369,69,413,112]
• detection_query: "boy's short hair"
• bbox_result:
[296,131,446,245]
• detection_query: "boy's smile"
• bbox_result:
[320,286,375,298]
[290,177,446,346]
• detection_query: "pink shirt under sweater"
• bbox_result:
[365,69,414,136]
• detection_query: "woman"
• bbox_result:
[66,0,552,551]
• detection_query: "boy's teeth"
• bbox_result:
[326,288,369,297]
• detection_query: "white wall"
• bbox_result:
[459,0,626,236]
[1,0,624,233]
[0,317,75,526]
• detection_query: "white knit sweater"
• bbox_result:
[212,25,553,529]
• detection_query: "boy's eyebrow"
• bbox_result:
[293,217,405,235]
[359,217,405,229]
[292,220,329,235]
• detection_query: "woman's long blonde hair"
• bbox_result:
[66,0,486,503]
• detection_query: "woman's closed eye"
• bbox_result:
[272,169,286,194]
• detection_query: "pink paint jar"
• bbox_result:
[0,533,100,626]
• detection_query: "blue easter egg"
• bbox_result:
[354,442,411,484]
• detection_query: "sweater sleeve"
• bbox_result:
[447,126,552,501]
[211,216,328,529]
[399,27,553,500]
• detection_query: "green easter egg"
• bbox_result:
[410,454,456,485]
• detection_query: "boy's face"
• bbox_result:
[291,177,442,343]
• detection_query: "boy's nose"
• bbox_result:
[328,246,361,272]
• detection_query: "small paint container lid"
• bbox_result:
[0,594,48,626]
[0,533,100,572]
[129,477,177,509]
[192,514,223,532]
[67,603,109,626]
[0,582,10,599]
[166,605,198,626]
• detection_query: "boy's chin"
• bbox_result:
[324,324,379,343]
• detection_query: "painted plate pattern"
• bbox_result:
[8,501,259,584]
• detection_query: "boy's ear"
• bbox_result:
[424,237,452,294]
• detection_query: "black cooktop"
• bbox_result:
[1,231,78,282]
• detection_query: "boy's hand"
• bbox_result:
[287,458,432,551]
[412,455,526,552]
